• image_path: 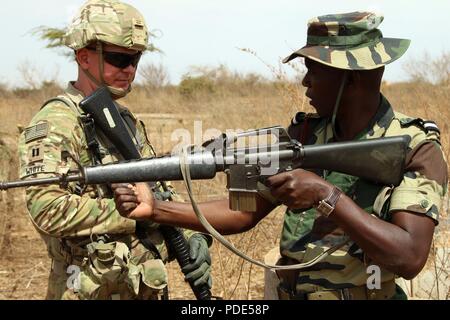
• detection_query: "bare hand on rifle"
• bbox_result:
[266,169,334,210]
[112,183,154,220]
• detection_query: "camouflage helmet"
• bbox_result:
[283,11,410,70]
[64,0,149,52]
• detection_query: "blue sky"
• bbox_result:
[1,0,449,87]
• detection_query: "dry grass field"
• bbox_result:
[0,57,448,300]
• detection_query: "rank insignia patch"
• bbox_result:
[27,144,44,163]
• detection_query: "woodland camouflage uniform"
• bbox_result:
[17,0,199,300]
[274,12,447,300]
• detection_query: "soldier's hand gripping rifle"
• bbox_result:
[1,88,411,272]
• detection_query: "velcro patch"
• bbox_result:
[25,122,49,143]
[27,144,44,164]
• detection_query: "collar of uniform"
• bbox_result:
[362,94,395,140]
[315,94,395,143]
[64,82,87,114]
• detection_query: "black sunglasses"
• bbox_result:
[87,47,142,69]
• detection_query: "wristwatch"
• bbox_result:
[315,187,342,217]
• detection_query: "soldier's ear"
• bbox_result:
[76,48,90,70]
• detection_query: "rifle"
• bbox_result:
[2,104,410,211]
[2,130,410,198]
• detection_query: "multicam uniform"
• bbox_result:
[18,83,193,300]
[16,0,208,300]
[276,96,447,300]
[273,12,448,300]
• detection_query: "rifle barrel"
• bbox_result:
[82,152,218,185]
[0,173,83,191]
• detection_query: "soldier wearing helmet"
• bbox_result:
[64,0,148,98]
[113,11,447,300]
[18,0,212,300]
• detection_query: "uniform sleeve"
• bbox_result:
[18,102,136,237]
[389,138,448,223]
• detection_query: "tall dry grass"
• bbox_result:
[0,55,448,299]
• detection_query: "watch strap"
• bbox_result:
[315,187,342,217]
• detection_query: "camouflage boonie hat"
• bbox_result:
[64,0,149,51]
[283,11,410,70]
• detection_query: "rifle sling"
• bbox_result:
[79,116,103,165]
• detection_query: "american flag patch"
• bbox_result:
[25,122,49,143]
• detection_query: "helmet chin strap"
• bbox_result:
[80,42,132,99]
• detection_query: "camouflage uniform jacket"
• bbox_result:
[18,82,194,299]
[280,94,447,293]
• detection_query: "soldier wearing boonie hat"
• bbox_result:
[283,11,411,139]
[282,11,410,69]
[106,11,447,300]
[269,11,447,300]
[17,0,212,300]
